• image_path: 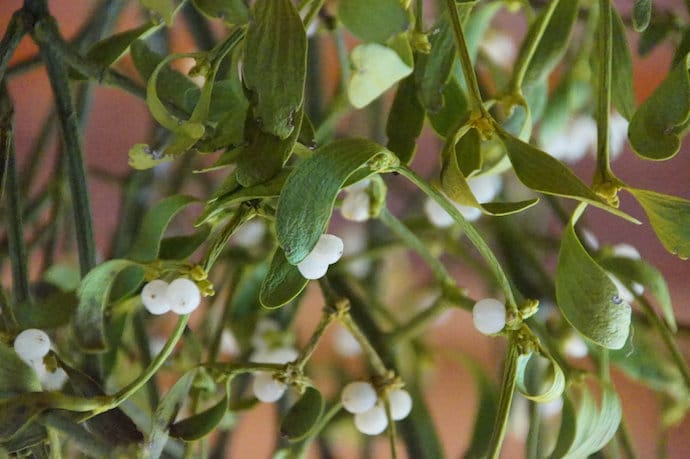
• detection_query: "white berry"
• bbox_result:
[296,255,329,280]
[312,234,344,265]
[14,329,51,363]
[141,279,171,315]
[167,278,201,315]
[563,334,588,359]
[341,190,371,222]
[612,243,641,260]
[252,372,287,403]
[354,404,388,435]
[387,389,413,420]
[472,298,506,335]
[341,381,377,414]
[424,198,454,228]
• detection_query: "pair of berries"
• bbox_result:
[13,328,67,390]
[296,234,344,280]
[141,277,201,315]
[341,381,413,435]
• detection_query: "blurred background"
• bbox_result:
[1,0,689,457]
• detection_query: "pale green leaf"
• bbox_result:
[128,143,174,170]
[141,0,184,26]
[556,206,631,349]
[515,352,566,403]
[348,44,413,109]
[192,0,249,24]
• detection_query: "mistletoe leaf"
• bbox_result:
[556,206,631,349]
[386,75,425,164]
[280,386,324,442]
[348,44,413,109]
[610,8,636,120]
[628,54,690,160]
[192,0,249,24]
[337,0,409,43]
[276,139,398,264]
[170,393,229,441]
[627,187,690,259]
[243,0,306,139]
[633,0,652,32]
[260,248,308,309]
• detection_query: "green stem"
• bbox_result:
[303,0,326,29]
[486,339,519,459]
[507,0,559,93]
[444,0,485,112]
[1,87,31,306]
[395,165,517,309]
[34,21,97,277]
[637,295,690,389]
[201,206,255,272]
[131,310,159,411]
[294,310,335,371]
[0,10,30,81]
[594,0,614,185]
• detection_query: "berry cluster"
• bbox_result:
[249,319,299,403]
[472,298,507,335]
[296,233,344,280]
[13,329,67,390]
[340,179,371,222]
[141,277,202,315]
[424,174,502,227]
[341,381,413,435]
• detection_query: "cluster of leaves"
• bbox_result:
[0,0,689,458]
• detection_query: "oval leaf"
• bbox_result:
[348,44,413,109]
[74,259,143,352]
[280,387,324,442]
[243,0,306,139]
[610,8,636,120]
[414,14,455,112]
[628,54,690,160]
[633,0,652,32]
[337,0,409,43]
[556,206,631,349]
[627,187,690,259]
[170,393,228,441]
[260,248,309,309]
[276,139,399,264]
[386,75,425,164]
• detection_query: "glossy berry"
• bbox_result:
[252,372,287,403]
[341,381,377,414]
[472,298,506,335]
[387,389,413,420]
[297,234,344,280]
[341,190,371,222]
[354,404,388,435]
[141,279,171,315]
[167,277,201,315]
[14,329,51,363]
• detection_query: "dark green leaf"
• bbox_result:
[243,0,306,139]
[414,14,455,112]
[627,188,690,259]
[170,393,228,441]
[235,110,302,187]
[0,422,46,455]
[259,248,308,309]
[276,138,399,264]
[556,206,631,349]
[628,54,690,160]
[427,77,468,137]
[518,0,579,89]
[14,291,77,330]
[598,254,675,331]
[158,226,211,260]
[610,9,636,120]
[280,387,324,442]
[348,44,413,109]
[192,0,249,24]
[145,370,196,459]
[128,195,200,262]
[386,75,425,164]
[194,79,249,153]
[0,342,41,396]
[633,0,652,32]
[498,130,637,222]
[672,27,690,68]
[337,0,409,43]
[74,259,143,352]
[0,395,42,442]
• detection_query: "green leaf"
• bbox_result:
[74,259,143,352]
[414,14,456,112]
[515,352,565,403]
[128,195,200,262]
[633,0,652,32]
[598,254,675,331]
[235,110,302,187]
[192,0,249,24]
[158,226,211,260]
[518,0,579,89]
[259,248,309,309]
[498,130,637,223]
[128,143,174,170]
[337,0,409,43]
[556,206,631,349]
[170,393,228,441]
[280,387,324,442]
[145,370,196,459]
[14,291,77,330]
[243,0,306,139]
[427,77,468,137]
[627,187,690,259]
[276,138,399,264]
[0,342,41,396]
[628,54,690,160]
[348,44,413,109]
[462,358,499,459]
[194,79,249,153]
[141,0,184,26]
[0,395,42,442]
[610,9,636,120]
[386,75,425,164]
[548,394,577,459]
